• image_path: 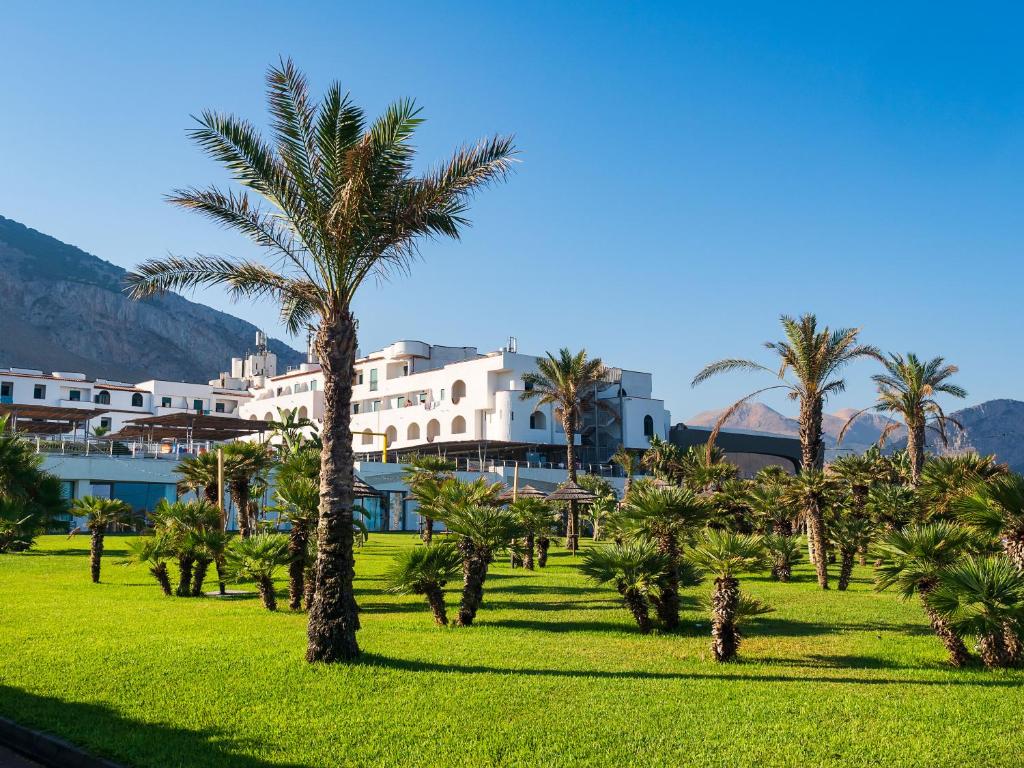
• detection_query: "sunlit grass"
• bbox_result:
[1,534,1021,767]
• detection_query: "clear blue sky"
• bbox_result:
[2,2,1021,420]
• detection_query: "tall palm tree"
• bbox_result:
[126,60,515,663]
[402,454,456,543]
[384,543,461,626]
[782,470,839,588]
[875,522,981,667]
[840,353,966,485]
[926,555,1024,668]
[225,533,290,611]
[687,529,770,661]
[72,496,134,583]
[619,485,709,629]
[222,442,275,538]
[580,540,671,634]
[955,473,1024,570]
[693,314,880,588]
[521,348,609,553]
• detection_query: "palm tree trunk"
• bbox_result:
[456,538,486,627]
[837,548,855,591]
[303,562,317,610]
[216,556,227,596]
[654,534,680,630]
[151,563,172,595]
[1002,534,1024,571]
[257,576,277,611]
[918,584,971,667]
[89,529,104,583]
[524,532,535,570]
[799,395,825,471]
[621,587,652,633]
[807,500,829,589]
[978,631,1013,669]
[288,521,308,611]
[711,576,740,661]
[424,584,448,626]
[233,481,251,538]
[176,556,194,597]
[191,558,211,596]
[204,483,219,507]
[907,418,926,486]
[422,516,434,544]
[537,536,550,568]
[306,312,361,663]
[564,418,579,554]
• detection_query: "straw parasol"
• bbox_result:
[354,475,382,498]
[499,484,547,501]
[545,480,597,503]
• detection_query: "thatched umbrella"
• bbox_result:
[499,484,547,502]
[354,475,382,498]
[546,480,598,504]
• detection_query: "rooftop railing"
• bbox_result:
[24,434,216,460]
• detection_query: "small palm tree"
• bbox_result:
[402,454,456,544]
[121,536,173,595]
[875,522,982,667]
[687,529,769,661]
[640,435,684,484]
[583,492,618,542]
[955,473,1024,570]
[385,543,461,626]
[274,472,320,610]
[829,515,874,591]
[520,348,609,553]
[610,446,639,500]
[267,407,317,456]
[72,496,134,583]
[436,499,519,627]
[225,533,290,610]
[126,60,515,663]
[508,497,557,570]
[222,442,275,538]
[919,453,1007,522]
[925,555,1024,668]
[693,314,880,589]
[747,480,796,537]
[580,540,671,634]
[174,452,221,506]
[762,533,802,582]
[619,485,709,629]
[866,483,918,531]
[840,353,966,486]
[782,470,839,588]
[150,498,222,596]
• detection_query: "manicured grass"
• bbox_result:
[1,535,1021,767]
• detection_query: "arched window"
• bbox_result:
[451,379,467,404]
[385,425,398,445]
[407,423,421,440]
[297,406,308,419]
[96,390,111,405]
[426,419,440,442]
[361,429,374,445]
[130,393,143,407]
[643,414,655,437]
[264,412,274,421]
[451,415,466,435]
[249,415,257,421]
[529,411,547,430]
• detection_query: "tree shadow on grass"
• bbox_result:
[753,617,933,638]
[0,685,314,768]
[355,653,1022,688]
[479,618,641,634]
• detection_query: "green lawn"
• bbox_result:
[1,535,1021,768]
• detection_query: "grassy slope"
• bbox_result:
[1,535,1021,768]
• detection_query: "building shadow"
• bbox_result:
[0,686,314,768]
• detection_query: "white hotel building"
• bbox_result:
[241,339,671,467]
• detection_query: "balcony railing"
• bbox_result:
[23,434,218,459]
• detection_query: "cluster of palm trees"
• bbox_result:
[0,415,67,552]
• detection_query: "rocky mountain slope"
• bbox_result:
[0,215,303,383]
[687,399,1024,472]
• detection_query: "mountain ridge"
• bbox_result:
[0,215,304,383]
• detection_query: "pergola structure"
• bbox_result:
[105,413,271,451]
[0,403,109,435]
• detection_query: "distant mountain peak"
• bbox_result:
[0,214,304,383]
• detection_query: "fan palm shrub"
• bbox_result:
[875,522,982,667]
[225,533,290,610]
[151,498,222,596]
[385,543,461,626]
[221,442,275,538]
[840,353,966,485]
[121,536,173,595]
[402,455,457,543]
[925,555,1024,668]
[0,416,69,549]
[762,533,802,582]
[274,472,320,610]
[610,446,639,500]
[72,496,134,583]
[191,528,231,596]
[687,529,769,661]
[580,540,671,633]
[520,348,609,553]
[619,485,709,629]
[693,314,880,589]
[126,59,515,663]
[829,515,874,590]
[508,497,557,570]
[436,499,519,627]
[640,435,684,484]
[919,453,1006,522]
[175,452,221,506]
[955,473,1024,570]
[747,474,795,536]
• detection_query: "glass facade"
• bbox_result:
[89,482,176,515]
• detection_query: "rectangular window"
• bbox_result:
[310,380,318,391]
[402,364,408,376]
[161,397,172,408]
[371,400,381,412]
[356,372,364,386]
[440,388,445,401]
[369,369,378,392]
[69,389,81,401]
[33,384,46,399]
[193,399,204,412]
[100,417,112,430]
[418,392,427,403]
[0,381,12,400]
[396,396,405,408]
[214,402,225,413]
[352,403,360,414]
